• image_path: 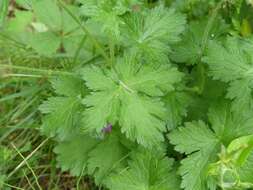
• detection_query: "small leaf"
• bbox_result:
[107,149,181,190]
[227,135,253,166]
[39,97,82,140]
[54,135,98,176]
[55,132,130,180]
[32,0,61,30]
[51,75,85,97]
[29,32,61,56]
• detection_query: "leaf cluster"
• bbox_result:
[2,0,253,190]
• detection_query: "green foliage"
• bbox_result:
[39,75,84,140]
[55,131,130,185]
[171,17,229,65]
[2,0,253,189]
[107,148,181,190]
[203,38,253,113]
[81,58,182,147]
[169,102,253,190]
[30,0,87,56]
[121,6,186,64]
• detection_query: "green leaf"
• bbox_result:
[87,133,129,184]
[122,6,186,64]
[62,32,87,56]
[29,32,61,56]
[82,65,118,91]
[208,102,253,145]
[119,64,183,96]
[169,121,219,190]
[82,91,120,133]
[31,1,86,56]
[203,38,253,112]
[169,102,253,190]
[51,75,85,97]
[207,102,236,142]
[79,0,100,17]
[239,151,253,183]
[119,92,165,147]
[54,134,98,176]
[79,0,136,39]
[4,10,33,43]
[226,78,253,113]
[55,132,130,181]
[170,121,218,154]
[40,75,85,140]
[32,0,61,30]
[203,38,251,83]
[227,135,253,166]
[163,91,190,130]
[61,5,81,34]
[186,76,226,121]
[107,149,181,190]
[82,58,182,147]
[39,97,82,140]
[171,17,228,65]
[6,11,33,32]
[15,0,34,9]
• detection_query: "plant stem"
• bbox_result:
[109,34,115,68]
[200,0,224,53]
[73,35,87,65]
[2,73,44,78]
[197,0,225,94]
[3,182,26,190]
[0,63,74,76]
[8,138,49,179]
[57,0,110,64]
[11,143,43,190]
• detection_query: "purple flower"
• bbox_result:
[102,123,112,133]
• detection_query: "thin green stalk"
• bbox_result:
[3,182,26,190]
[28,166,52,190]
[48,156,57,190]
[10,96,38,122]
[0,63,74,76]
[23,170,36,190]
[109,34,115,68]
[184,86,200,93]
[57,0,110,64]
[197,63,206,95]
[76,166,85,190]
[80,54,100,66]
[0,86,40,103]
[200,0,224,53]
[11,143,43,190]
[197,0,225,94]
[8,138,49,180]
[73,35,87,65]
[2,73,45,78]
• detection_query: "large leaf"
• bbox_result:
[82,58,182,147]
[107,149,181,190]
[203,38,253,113]
[169,102,253,190]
